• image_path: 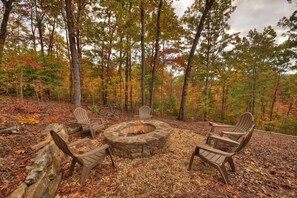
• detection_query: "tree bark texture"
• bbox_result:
[124,48,129,111]
[177,0,215,120]
[269,73,281,121]
[30,6,37,52]
[150,0,163,113]
[140,0,146,106]
[65,0,82,106]
[0,0,14,64]
[48,18,56,56]
[220,81,227,121]
[203,26,211,121]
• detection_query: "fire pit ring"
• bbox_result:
[104,120,172,158]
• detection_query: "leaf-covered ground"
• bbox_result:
[0,96,296,197]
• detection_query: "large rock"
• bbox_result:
[41,123,66,135]
[26,172,50,198]
[25,169,41,185]
[9,123,69,198]
[7,182,27,198]
[48,175,62,198]
[25,146,52,185]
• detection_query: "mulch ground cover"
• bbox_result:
[0,96,296,197]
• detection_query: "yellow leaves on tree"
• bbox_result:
[16,113,40,125]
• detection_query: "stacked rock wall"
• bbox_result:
[8,124,67,198]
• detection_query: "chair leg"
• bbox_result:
[81,166,91,185]
[89,124,95,138]
[106,148,115,167]
[216,164,229,184]
[69,160,76,176]
[188,147,199,170]
[227,158,236,172]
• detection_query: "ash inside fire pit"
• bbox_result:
[104,120,172,158]
[126,130,145,136]
[119,123,156,137]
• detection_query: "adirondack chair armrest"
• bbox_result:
[208,122,231,127]
[209,122,234,132]
[68,138,90,147]
[76,144,109,157]
[197,144,234,157]
[92,118,104,124]
[221,131,246,136]
[208,134,240,146]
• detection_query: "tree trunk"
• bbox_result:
[150,0,163,113]
[101,45,107,105]
[203,29,211,121]
[161,41,165,116]
[76,2,87,102]
[221,80,227,121]
[118,36,124,110]
[287,100,295,116]
[124,48,129,111]
[65,0,81,106]
[105,10,116,106]
[177,0,215,120]
[37,18,44,57]
[30,6,37,53]
[261,96,265,119]
[124,3,132,112]
[129,51,133,111]
[62,11,73,100]
[20,70,23,101]
[140,0,146,106]
[0,0,14,64]
[35,0,45,58]
[269,73,281,121]
[251,66,256,115]
[48,18,56,56]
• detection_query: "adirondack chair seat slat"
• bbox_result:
[200,150,225,165]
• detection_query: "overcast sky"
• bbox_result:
[172,0,295,43]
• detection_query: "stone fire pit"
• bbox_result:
[104,120,172,158]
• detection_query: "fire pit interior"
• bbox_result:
[120,122,156,136]
[104,120,172,158]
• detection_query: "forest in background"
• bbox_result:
[0,0,296,135]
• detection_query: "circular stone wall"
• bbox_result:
[104,120,172,158]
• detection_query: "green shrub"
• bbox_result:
[276,117,297,136]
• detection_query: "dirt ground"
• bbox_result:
[0,96,296,197]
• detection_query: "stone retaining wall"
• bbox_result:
[8,124,68,198]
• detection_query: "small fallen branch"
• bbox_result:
[0,125,24,134]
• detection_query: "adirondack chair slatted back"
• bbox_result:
[74,107,90,125]
[139,105,152,119]
[234,124,255,153]
[50,130,81,163]
[234,112,254,131]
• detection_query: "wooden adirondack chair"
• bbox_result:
[73,107,104,138]
[135,105,152,120]
[50,130,115,185]
[209,112,254,141]
[188,125,255,184]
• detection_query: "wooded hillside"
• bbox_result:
[0,0,296,135]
